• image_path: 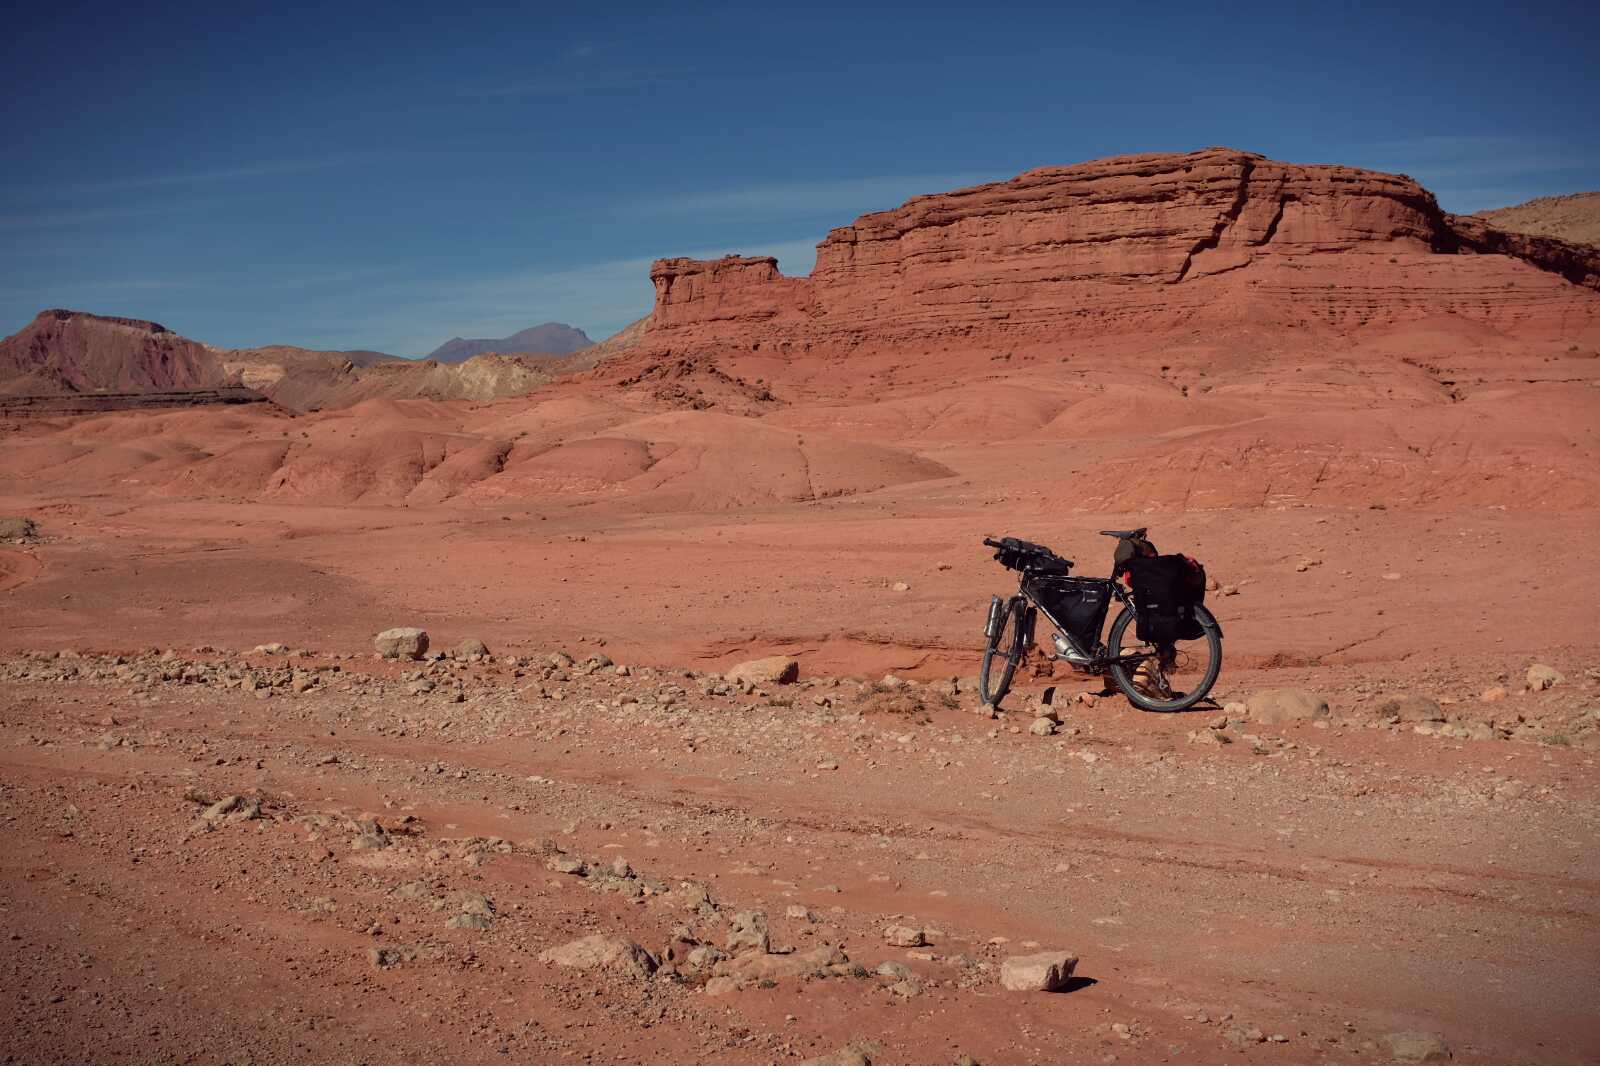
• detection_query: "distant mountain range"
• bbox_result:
[426,323,593,363]
[0,310,617,413]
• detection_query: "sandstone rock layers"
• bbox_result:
[0,310,228,397]
[642,148,1600,351]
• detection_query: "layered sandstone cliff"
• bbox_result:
[641,148,1600,350]
[0,310,230,396]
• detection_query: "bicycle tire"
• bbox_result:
[979,597,1028,707]
[1105,605,1222,712]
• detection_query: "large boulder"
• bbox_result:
[999,950,1078,992]
[374,627,429,660]
[725,656,799,686]
[1246,688,1330,725]
[537,934,656,978]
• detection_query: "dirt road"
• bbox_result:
[3,646,1595,1064]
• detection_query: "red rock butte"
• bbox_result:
[641,148,1600,350]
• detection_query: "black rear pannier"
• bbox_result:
[1126,554,1207,644]
[1027,575,1111,655]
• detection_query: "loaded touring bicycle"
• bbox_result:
[979,529,1223,712]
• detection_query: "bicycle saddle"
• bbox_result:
[1098,528,1148,539]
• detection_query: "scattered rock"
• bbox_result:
[1526,664,1563,691]
[1246,688,1329,725]
[1378,693,1443,721]
[200,794,260,825]
[447,913,491,930]
[726,656,800,686]
[999,951,1078,992]
[725,910,771,955]
[713,943,849,985]
[891,581,911,592]
[1029,716,1057,736]
[374,628,429,660]
[454,891,495,918]
[801,1048,871,1066]
[252,643,287,656]
[538,934,656,978]
[1381,1030,1451,1062]
[454,638,489,660]
[883,924,927,947]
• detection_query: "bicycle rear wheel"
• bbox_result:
[1105,605,1222,712]
[979,597,1028,707]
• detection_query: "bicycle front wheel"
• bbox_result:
[1106,605,1222,712]
[979,597,1028,707]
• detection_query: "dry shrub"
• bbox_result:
[856,689,932,722]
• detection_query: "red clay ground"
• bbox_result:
[2,423,1598,1064]
[2,644,1596,1065]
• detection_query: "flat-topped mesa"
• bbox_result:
[649,255,810,330]
[2,308,226,396]
[38,308,177,335]
[639,148,1600,348]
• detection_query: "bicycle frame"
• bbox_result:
[1002,570,1152,672]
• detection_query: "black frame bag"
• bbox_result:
[1026,574,1111,654]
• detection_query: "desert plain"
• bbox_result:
[2,149,1599,1064]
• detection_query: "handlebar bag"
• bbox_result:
[993,537,1070,575]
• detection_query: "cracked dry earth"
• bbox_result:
[2,647,1597,1065]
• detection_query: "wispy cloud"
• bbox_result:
[0,202,206,231]
[460,69,681,98]
[1341,135,1600,211]
[0,278,203,300]
[626,172,999,223]
[4,153,379,207]
[72,154,366,194]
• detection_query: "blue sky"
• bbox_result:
[3,1,1596,356]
